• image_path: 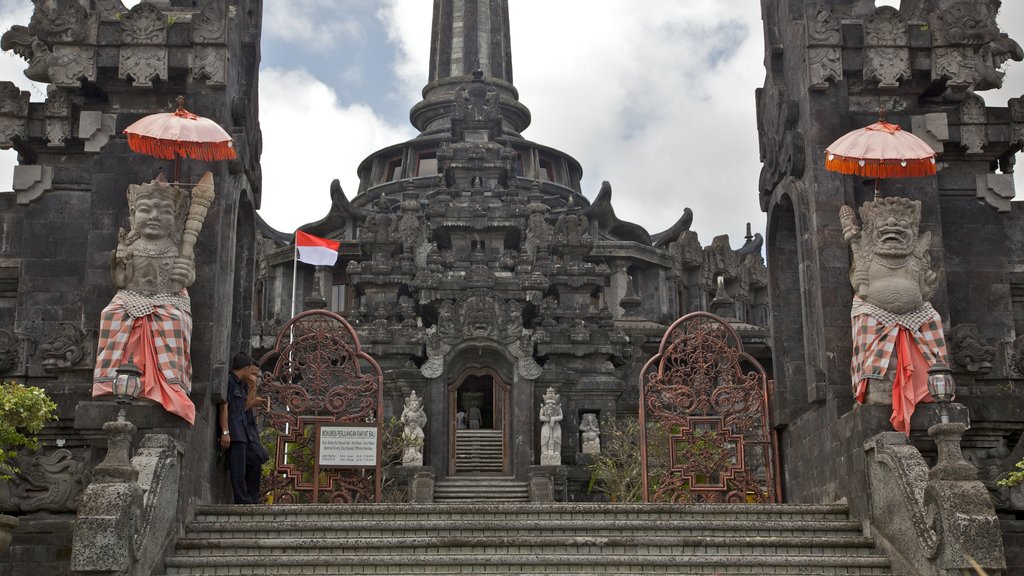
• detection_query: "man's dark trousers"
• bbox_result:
[228,441,263,504]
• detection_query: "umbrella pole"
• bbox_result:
[174,157,181,186]
[874,178,880,200]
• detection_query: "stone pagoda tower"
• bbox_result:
[255,0,769,498]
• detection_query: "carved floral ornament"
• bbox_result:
[805,2,842,90]
[863,6,910,88]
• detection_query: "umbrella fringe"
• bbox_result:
[127,134,237,162]
[825,155,936,178]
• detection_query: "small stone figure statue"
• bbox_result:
[401,391,427,466]
[579,413,601,455]
[92,173,216,425]
[539,387,563,465]
[839,196,948,434]
[455,408,467,430]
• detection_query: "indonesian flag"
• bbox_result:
[295,230,339,266]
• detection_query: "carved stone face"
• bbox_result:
[872,214,914,256]
[132,196,177,241]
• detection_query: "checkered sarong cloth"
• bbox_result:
[850,297,947,392]
[94,290,193,393]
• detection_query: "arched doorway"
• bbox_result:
[448,369,510,475]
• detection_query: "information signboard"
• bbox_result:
[318,425,378,468]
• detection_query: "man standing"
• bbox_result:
[219,353,268,504]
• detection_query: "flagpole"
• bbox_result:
[290,239,298,343]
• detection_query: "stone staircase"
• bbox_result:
[161,502,893,575]
[453,429,503,473]
[434,476,529,502]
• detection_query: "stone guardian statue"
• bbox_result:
[92,172,216,425]
[839,196,948,434]
[401,391,427,466]
[539,387,563,465]
[579,412,601,455]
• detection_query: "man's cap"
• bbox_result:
[231,352,257,371]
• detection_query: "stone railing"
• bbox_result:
[71,425,183,576]
[864,408,1005,576]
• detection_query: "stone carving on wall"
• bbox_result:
[193,0,228,43]
[0,329,24,376]
[0,82,29,148]
[92,173,216,425]
[0,449,87,513]
[119,3,167,87]
[44,85,72,147]
[539,387,563,466]
[947,324,995,375]
[94,0,127,22]
[1,0,98,87]
[401,391,427,466]
[1011,97,1024,147]
[190,46,227,86]
[929,0,1023,95]
[959,94,987,154]
[806,2,843,90]
[840,197,948,433]
[579,413,600,455]
[863,6,910,88]
[524,199,553,259]
[39,322,92,373]
[965,438,1024,511]
[1010,336,1024,378]
[755,81,804,205]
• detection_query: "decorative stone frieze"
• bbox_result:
[959,94,987,154]
[0,449,87,513]
[118,3,167,87]
[805,2,842,90]
[44,86,72,148]
[947,324,995,374]
[863,6,910,88]
[0,82,29,149]
[39,322,92,373]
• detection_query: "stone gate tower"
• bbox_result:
[757,0,1024,564]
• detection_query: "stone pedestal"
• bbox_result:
[528,465,566,502]
[410,467,435,503]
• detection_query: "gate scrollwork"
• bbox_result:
[640,312,779,503]
[256,310,383,504]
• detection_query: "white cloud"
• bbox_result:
[257,67,414,233]
[264,0,362,52]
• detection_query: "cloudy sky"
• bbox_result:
[1,0,1023,249]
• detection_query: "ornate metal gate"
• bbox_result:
[640,312,779,503]
[256,310,383,503]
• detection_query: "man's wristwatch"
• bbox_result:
[222,431,230,436]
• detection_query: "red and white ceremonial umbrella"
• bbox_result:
[124,96,236,183]
[825,117,936,197]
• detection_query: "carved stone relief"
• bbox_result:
[929,1,1023,93]
[39,322,92,373]
[118,3,167,87]
[1009,97,1024,147]
[806,3,843,90]
[863,6,910,88]
[0,329,25,376]
[190,46,227,86]
[193,0,228,44]
[44,86,72,148]
[947,324,996,374]
[1010,336,1024,378]
[0,449,88,513]
[0,82,30,148]
[755,82,804,205]
[959,94,987,154]
[50,44,96,87]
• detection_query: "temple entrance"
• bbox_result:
[449,370,509,475]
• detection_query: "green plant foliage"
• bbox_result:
[586,417,670,502]
[0,381,58,479]
[998,459,1024,488]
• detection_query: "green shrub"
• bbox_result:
[998,459,1024,488]
[0,381,58,479]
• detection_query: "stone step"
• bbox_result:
[173,534,880,556]
[184,518,866,539]
[163,553,892,575]
[193,502,855,522]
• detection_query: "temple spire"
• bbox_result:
[412,0,530,137]
[429,0,513,84]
